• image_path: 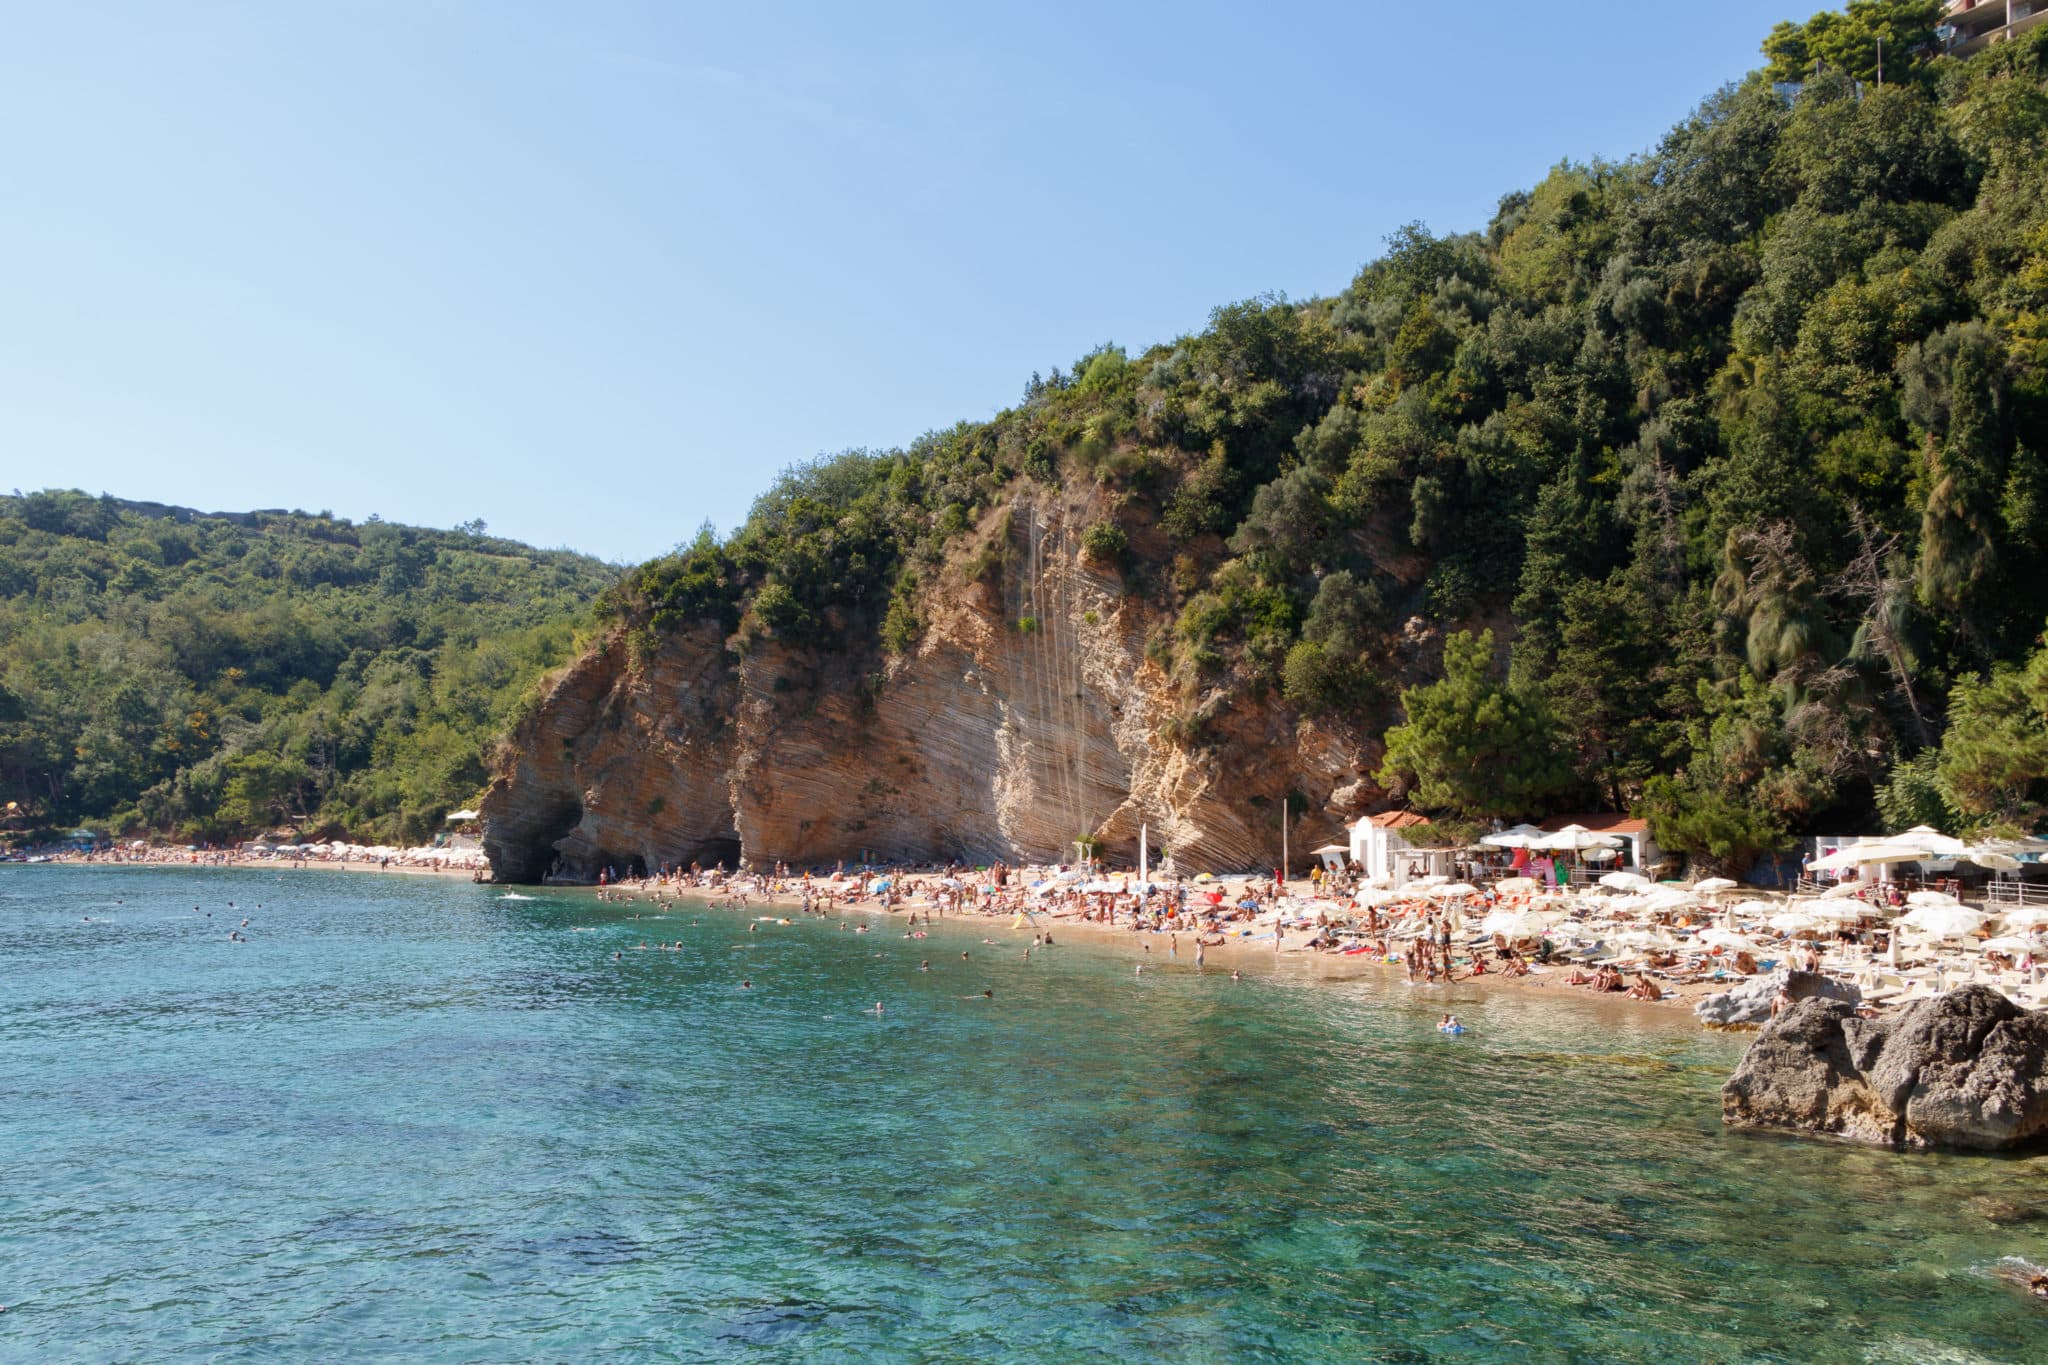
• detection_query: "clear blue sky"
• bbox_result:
[2,1,1801,564]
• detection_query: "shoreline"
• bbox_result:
[568,875,1729,1032]
[10,859,1760,1031]
[15,854,482,881]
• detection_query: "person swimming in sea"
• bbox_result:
[740,980,752,989]
[920,960,929,971]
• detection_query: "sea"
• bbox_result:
[3,866,2045,1362]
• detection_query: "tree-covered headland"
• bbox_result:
[603,4,2048,870]
[0,492,616,845]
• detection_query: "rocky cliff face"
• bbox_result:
[482,493,1381,881]
[1723,987,2048,1152]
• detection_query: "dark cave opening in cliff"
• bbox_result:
[692,836,741,870]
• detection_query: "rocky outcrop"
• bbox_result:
[481,492,1383,882]
[1722,987,2048,1151]
[1694,969,1862,1029]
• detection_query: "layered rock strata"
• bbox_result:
[482,496,1379,881]
[1722,986,2048,1151]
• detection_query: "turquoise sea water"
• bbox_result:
[3,868,2046,1362]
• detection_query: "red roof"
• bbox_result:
[1359,811,1432,830]
[1539,814,1647,835]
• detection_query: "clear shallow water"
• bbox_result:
[3,869,2046,1362]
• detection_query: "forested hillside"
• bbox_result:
[0,491,616,844]
[600,5,2048,867]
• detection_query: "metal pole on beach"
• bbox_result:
[1282,804,1289,885]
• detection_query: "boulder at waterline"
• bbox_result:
[1695,969,1862,1029]
[1722,986,2048,1152]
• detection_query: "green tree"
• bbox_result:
[1934,639,2048,830]
[1378,630,1570,819]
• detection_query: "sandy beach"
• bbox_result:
[563,870,1733,1025]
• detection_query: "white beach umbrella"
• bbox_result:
[1584,847,1621,862]
[1979,934,2048,955]
[1966,849,2024,872]
[1818,880,1865,899]
[1598,871,1653,892]
[1700,928,1768,954]
[1480,908,1555,939]
[1613,927,1680,951]
[1408,874,1449,890]
[1897,905,1990,938]
[1997,907,2048,931]
[1692,877,1739,896]
[1890,825,1968,857]
[1906,890,1962,910]
[1480,824,1548,849]
[1769,911,1824,935]
[1731,899,1778,920]
[1536,825,1624,852]
[1424,882,1479,899]
[1493,876,1540,895]
[1353,887,1400,908]
[1805,902,1869,925]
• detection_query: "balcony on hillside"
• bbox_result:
[1942,0,2048,56]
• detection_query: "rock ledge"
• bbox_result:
[1722,986,2048,1151]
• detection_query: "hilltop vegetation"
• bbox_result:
[603,6,2048,868]
[0,491,616,844]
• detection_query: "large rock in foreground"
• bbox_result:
[1723,986,2048,1151]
